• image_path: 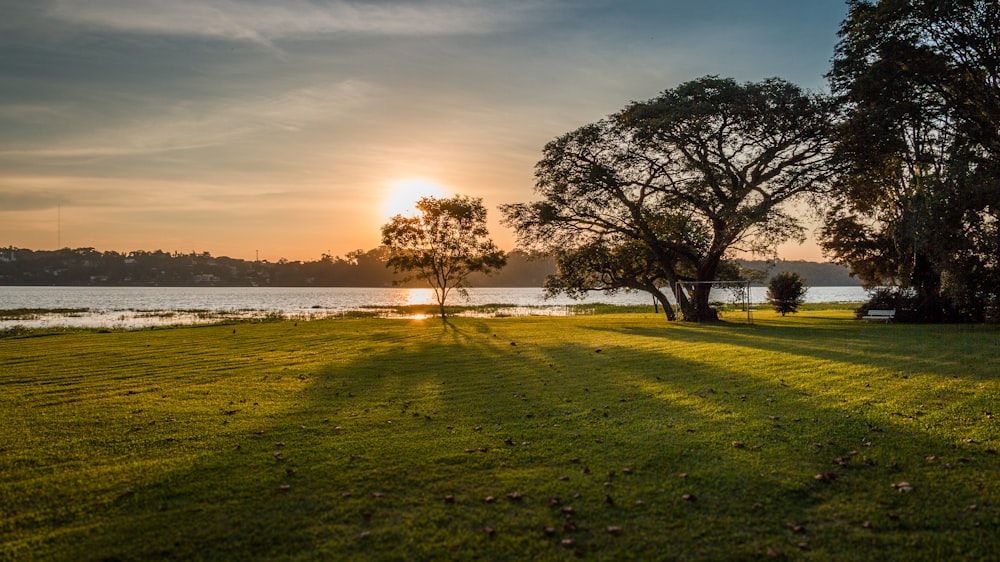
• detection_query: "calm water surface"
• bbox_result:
[0,286,867,329]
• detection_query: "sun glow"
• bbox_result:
[382,178,450,220]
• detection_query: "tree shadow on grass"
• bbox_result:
[10,318,999,561]
[591,317,1000,383]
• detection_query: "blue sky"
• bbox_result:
[0,0,848,261]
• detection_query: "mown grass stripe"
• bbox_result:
[1,310,998,560]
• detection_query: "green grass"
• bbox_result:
[1,310,998,561]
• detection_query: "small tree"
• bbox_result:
[381,195,507,319]
[767,271,807,316]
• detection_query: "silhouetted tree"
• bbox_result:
[822,0,1000,321]
[381,195,507,319]
[503,76,835,321]
[767,271,808,316]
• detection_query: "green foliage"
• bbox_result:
[503,76,835,322]
[766,271,808,316]
[2,314,999,560]
[823,0,1000,322]
[381,195,506,318]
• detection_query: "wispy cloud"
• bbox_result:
[0,79,376,159]
[46,0,556,40]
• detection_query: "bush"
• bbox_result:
[767,272,808,316]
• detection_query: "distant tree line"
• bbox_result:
[0,246,856,288]
[0,246,547,288]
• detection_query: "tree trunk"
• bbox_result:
[649,288,676,321]
[912,252,943,321]
[434,285,448,319]
[680,254,722,322]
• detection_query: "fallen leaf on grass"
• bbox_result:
[507,492,523,501]
[277,484,291,492]
[484,527,495,537]
[891,482,914,493]
[357,531,371,540]
[682,494,696,502]
[606,526,622,535]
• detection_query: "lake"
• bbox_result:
[0,285,869,329]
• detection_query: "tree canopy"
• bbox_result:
[381,195,506,318]
[821,0,1000,321]
[502,76,835,321]
[767,271,809,316]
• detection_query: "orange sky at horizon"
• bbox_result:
[0,1,845,264]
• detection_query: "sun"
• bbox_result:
[382,178,449,220]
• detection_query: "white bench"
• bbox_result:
[862,309,895,323]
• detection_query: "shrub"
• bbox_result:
[767,272,808,316]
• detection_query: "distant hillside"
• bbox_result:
[738,260,861,287]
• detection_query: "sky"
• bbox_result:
[1,0,849,262]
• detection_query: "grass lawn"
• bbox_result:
[1,309,998,560]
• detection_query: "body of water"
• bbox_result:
[0,285,868,329]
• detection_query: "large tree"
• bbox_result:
[822,0,1000,321]
[502,76,835,321]
[381,195,506,319]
